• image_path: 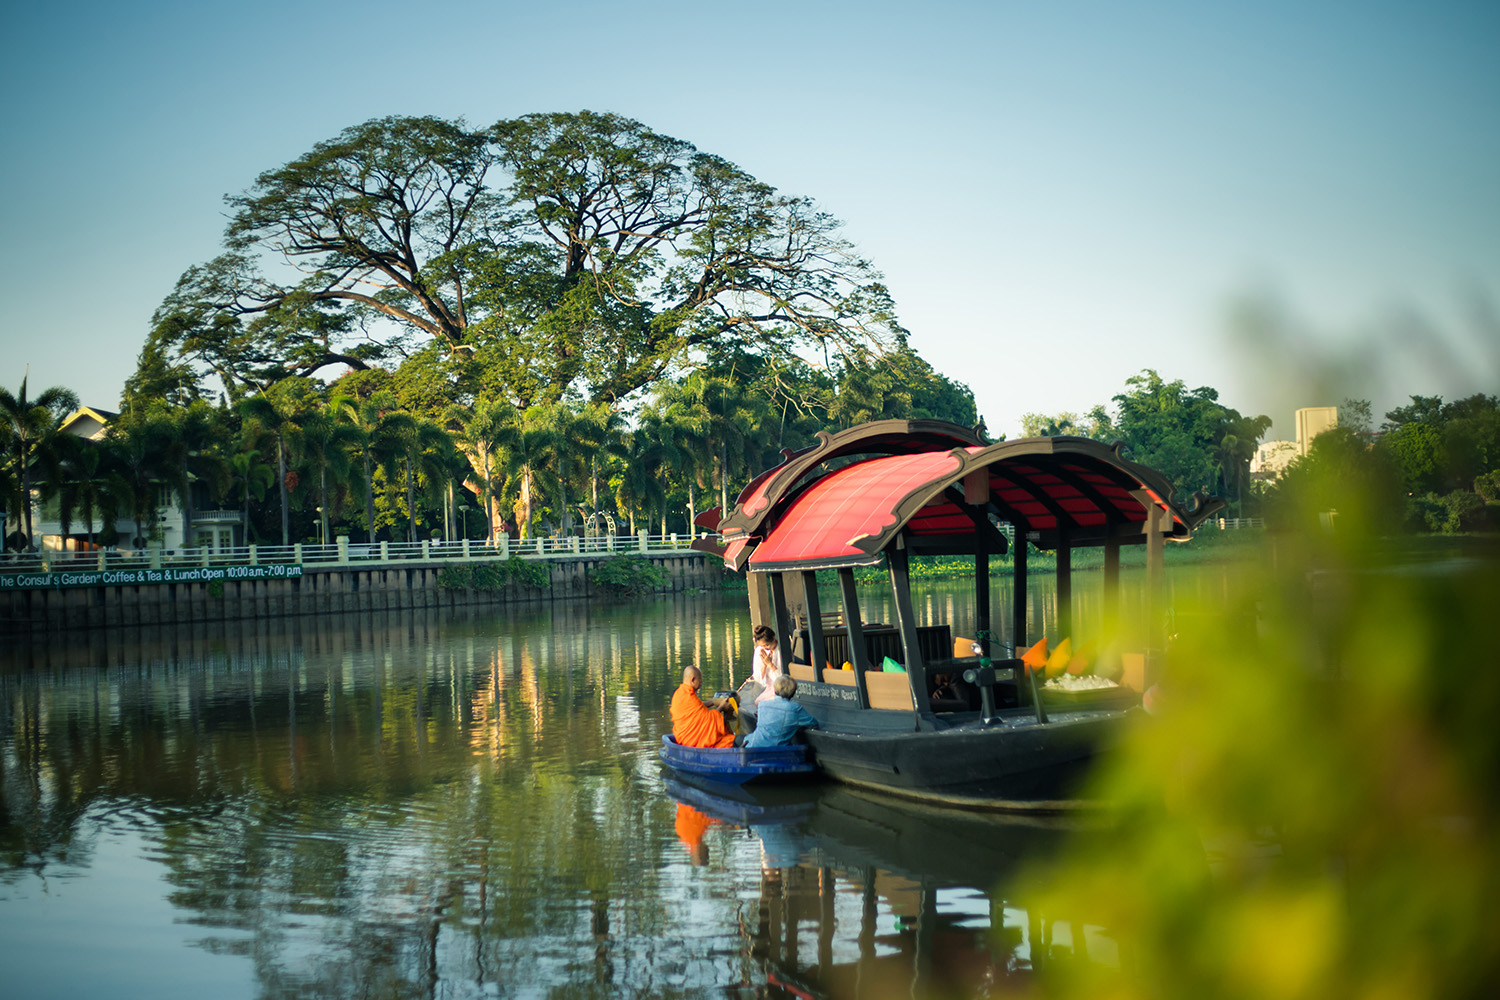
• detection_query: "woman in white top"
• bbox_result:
[748,624,782,704]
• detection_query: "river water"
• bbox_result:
[0,573,1194,999]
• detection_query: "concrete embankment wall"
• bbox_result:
[0,554,728,634]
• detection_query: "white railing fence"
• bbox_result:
[1,532,707,575]
[1208,517,1266,530]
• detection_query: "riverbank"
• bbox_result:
[0,551,728,634]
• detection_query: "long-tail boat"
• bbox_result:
[694,419,1223,811]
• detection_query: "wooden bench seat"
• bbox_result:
[864,670,915,711]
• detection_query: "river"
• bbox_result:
[1,571,1203,998]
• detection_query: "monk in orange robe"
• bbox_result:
[670,666,735,748]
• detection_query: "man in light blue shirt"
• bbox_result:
[743,675,819,748]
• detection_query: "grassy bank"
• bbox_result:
[851,528,1263,582]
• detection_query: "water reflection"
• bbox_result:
[660,777,1121,997]
[1,578,1161,997]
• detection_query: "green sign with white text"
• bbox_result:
[0,564,304,590]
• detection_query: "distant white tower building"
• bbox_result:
[1294,406,1339,455]
[1251,406,1339,480]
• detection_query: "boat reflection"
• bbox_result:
[663,778,1123,997]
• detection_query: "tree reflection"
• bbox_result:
[4,587,1130,997]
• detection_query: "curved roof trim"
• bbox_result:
[734,435,1226,573]
[715,419,984,547]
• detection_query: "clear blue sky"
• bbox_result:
[2,0,1495,439]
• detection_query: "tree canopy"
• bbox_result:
[149,112,904,408]
[1021,369,1271,508]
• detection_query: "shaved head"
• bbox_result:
[682,666,702,685]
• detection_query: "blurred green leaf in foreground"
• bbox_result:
[1023,500,1500,998]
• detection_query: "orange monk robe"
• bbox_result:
[674,803,717,850]
[670,682,735,748]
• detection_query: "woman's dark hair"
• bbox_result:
[753,624,776,645]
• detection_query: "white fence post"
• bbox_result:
[422,539,430,560]
[293,543,303,564]
[462,538,470,559]
[638,531,649,553]
[380,541,390,561]
[249,544,258,566]
[337,536,349,565]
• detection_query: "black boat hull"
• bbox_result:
[804,709,1130,811]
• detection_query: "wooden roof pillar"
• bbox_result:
[886,541,937,730]
[836,568,872,709]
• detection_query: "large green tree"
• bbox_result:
[1111,370,1269,506]
[146,112,902,409]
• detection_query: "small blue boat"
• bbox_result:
[659,734,816,785]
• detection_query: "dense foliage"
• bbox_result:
[587,556,667,597]
[5,112,1493,551]
[12,111,970,552]
[1025,500,1500,1000]
[1024,374,1500,531]
[1270,393,1500,535]
[146,112,907,410]
[436,557,549,592]
[1022,369,1272,510]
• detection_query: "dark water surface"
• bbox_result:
[1,578,1163,998]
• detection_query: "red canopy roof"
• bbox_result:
[724,429,1222,573]
[748,450,970,569]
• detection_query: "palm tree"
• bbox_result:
[446,394,519,544]
[379,413,456,543]
[1214,412,1274,513]
[54,434,123,551]
[828,358,912,429]
[614,413,677,536]
[335,392,404,543]
[0,376,80,549]
[238,387,311,545]
[674,373,767,519]
[69,440,120,550]
[297,403,362,546]
[160,401,225,549]
[225,446,275,544]
[580,402,628,520]
[0,427,15,547]
[539,403,596,537]
[657,396,711,535]
[500,407,563,540]
[104,418,174,549]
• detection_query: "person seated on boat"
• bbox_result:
[671,666,736,749]
[742,675,819,748]
[747,624,783,705]
[929,671,972,713]
[931,672,959,702]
